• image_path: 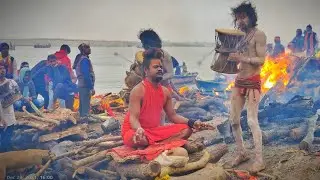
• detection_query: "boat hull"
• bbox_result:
[196,79,229,92]
[171,73,198,85]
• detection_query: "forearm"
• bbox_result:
[169,114,189,124]
[129,116,142,130]
[243,56,265,65]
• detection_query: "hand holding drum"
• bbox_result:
[210,29,245,74]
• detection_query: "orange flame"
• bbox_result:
[226,82,235,91]
[260,53,292,93]
[225,53,293,93]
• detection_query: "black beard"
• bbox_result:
[154,77,163,83]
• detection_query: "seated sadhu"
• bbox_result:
[121,48,214,148]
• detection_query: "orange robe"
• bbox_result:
[121,79,188,147]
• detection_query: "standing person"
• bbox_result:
[0,42,18,80]
[290,29,305,53]
[272,36,285,58]
[0,64,20,152]
[75,44,95,119]
[55,44,77,83]
[304,24,318,57]
[226,1,267,173]
[73,43,85,70]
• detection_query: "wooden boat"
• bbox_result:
[196,79,229,92]
[171,72,198,85]
[34,43,51,48]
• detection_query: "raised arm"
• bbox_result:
[128,85,143,130]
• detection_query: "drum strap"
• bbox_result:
[236,28,257,52]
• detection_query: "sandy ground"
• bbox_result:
[88,114,320,180]
[178,129,320,180]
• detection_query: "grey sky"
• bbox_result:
[0,0,319,44]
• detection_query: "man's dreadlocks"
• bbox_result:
[138,29,162,49]
[231,1,258,28]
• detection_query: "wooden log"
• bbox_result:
[39,124,88,143]
[208,143,228,163]
[160,150,210,177]
[100,169,118,177]
[183,138,205,154]
[72,150,110,169]
[262,127,292,144]
[109,160,161,180]
[79,135,122,147]
[290,125,308,141]
[98,140,124,148]
[188,144,228,163]
[169,163,227,180]
[267,117,306,125]
[22,106,60,125]
[44,108,77,124]
[84,167,118,180]
[89,159,109,169]
[299,112,319,152]
[203,136,224,147]
[17,119,53,131]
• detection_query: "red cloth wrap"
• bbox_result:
[235,74,261,96]
[121,78,188,146]
[112,139,187,161]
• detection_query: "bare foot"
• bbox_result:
[249,161,265,173]
[228,152,250,168]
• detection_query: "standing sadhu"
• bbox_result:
[226,2,267,173]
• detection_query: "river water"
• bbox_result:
[10,46,219,93]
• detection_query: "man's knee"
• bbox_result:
[247,118,259,129]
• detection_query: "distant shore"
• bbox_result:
[0,38,214,47]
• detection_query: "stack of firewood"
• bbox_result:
[12,107,121,150]
[176,96,229,122]
[238,95,320,151]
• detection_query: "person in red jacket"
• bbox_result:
[55,44,77,83]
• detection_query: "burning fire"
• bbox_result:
[226,82,235,91]
[260,53,292,93]
[225,53,293,93]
